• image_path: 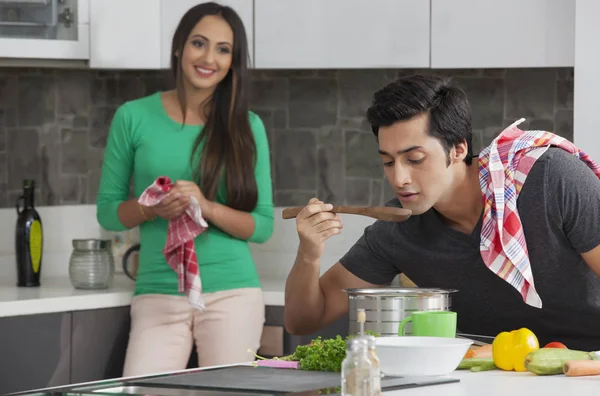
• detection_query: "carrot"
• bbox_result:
[472,344,493,358]
[563,360,600,377]
[464,344,493,359]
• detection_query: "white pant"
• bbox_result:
[122,287,265,377]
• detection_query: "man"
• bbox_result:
[284,74,600,351]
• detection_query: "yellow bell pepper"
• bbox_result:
[492,328,539,372]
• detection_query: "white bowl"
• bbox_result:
[375,336,473,377]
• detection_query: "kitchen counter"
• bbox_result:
[0,274,135,318]
[5,363,599,396]
[400,369,600,395]
[0,274,287,318]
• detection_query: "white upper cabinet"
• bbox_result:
[574,0,600,161]
[431,0,575,68]
[0,0,90,60]
[159,0,254,69]
[254,0,431,69]
[90,0,161,69]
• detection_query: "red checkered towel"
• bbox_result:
[478,118,600,308]
[138,176,209,310]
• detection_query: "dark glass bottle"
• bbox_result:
[15,179,43,287]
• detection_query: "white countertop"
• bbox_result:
[394,369,600,396]
[0,275,287,318]
[0,275,135,318]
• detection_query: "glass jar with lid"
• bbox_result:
[69,239,115,289]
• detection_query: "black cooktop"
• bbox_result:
[129,365,459,395]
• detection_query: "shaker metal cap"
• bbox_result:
[72,239,112,250]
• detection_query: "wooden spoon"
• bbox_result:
[281,205,412,222]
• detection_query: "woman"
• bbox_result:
[96,2,274,376]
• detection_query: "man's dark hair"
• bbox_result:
[366,74,474,166]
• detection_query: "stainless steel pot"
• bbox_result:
[345,287,457,337]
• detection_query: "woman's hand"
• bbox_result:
[145,193,190,220]
[169,180,214,219]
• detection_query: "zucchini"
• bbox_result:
[524,348,593,375]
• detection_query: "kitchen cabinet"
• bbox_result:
[0,0,90,60]
[574,0,600,161]
[0,312,71,395]
[0,307,130,395]
[89,0,161,69]
[70,307,131,383]
[262,305,349,357]
[253,0,430,69]
[159,0,254,69]
[430,0,575,68]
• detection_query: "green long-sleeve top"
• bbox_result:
[96,92,274,296]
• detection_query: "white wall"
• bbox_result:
[251,208,375,280]
[0,205,374,282]
[0,205,114,281]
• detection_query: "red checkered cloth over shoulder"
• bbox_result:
[478,118,600,309]
[138,176,209,310]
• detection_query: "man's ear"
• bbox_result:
[451,141,469,163]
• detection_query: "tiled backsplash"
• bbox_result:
[0,67,573,209]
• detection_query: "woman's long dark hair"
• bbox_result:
[171,2,257,212]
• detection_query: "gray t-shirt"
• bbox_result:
[340,148,600,350]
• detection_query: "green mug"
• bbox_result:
[398,310,457,337]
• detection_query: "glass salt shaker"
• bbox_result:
[365,335,382,396]
[341,337,373,396]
